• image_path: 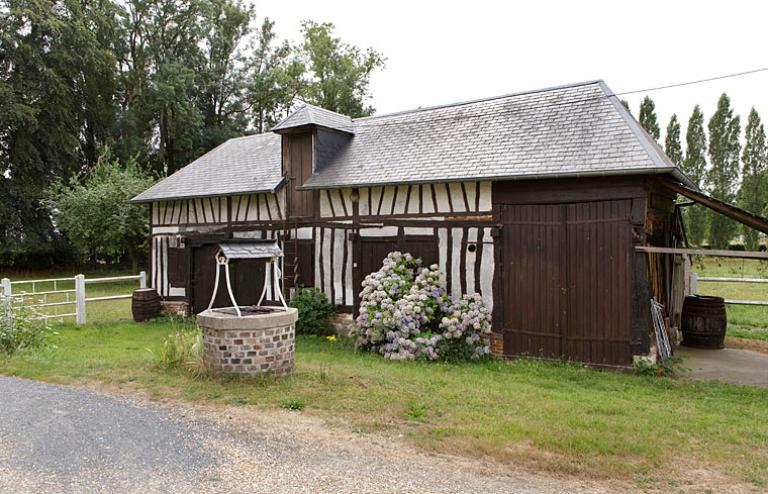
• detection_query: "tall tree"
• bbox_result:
[299,21,385,117]
[738,107,767,250]
[664,114,683,167]
[707,93,741,249]
[639,96,660,141]
[248,19,306,133]
[0,0,120,267]
[682,105,708,246]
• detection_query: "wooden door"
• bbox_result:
[403,235,439,268]
[191,244,229,314]
[564,200,632,365]
[190,245,269,314]
[499,200,633,366]
[360,237,398,281]
[500,204,566,359]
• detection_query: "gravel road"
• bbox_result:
[0,376,638,493]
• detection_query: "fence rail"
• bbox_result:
[0,272,146,324]
[692,274,768,306]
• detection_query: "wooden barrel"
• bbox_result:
[681,295,727,349]
[132,289,162,322]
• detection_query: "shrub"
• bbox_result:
[153,316,205,376]
[289,287,336,336]
[354,251,492,361]
[0,298,49,354]
[634,355,689,377]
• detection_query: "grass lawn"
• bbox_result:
[1,318,766,488]
[695,258,768,341]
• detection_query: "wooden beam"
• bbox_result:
[658,179,768,234]
[635,245,768,259]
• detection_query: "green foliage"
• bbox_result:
[638,96,660,141]
[45,149,155,268]
[288,288,336,336]
[0,299,49,355]
[664,114,683,167]
[279,399,306,411]
[299,21,385,117]
[1,1,386,269]
[248,19,306,133]
[153,316,205,376]
[633,356,689,377]
[683,105,709,246]
[0,1,120,266]
[739,108,767,251]
[707,93,742,249]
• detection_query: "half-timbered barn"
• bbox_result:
[132,79,767,367]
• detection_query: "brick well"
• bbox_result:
[197,307,298,376]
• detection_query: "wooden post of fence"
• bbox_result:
[75,274,86,325]
[1,278,10,298]
[139,271,147,289]
[691,273,698,295]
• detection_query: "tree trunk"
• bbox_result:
[130,252,139,275]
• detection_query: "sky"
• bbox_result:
[252,0,768,148]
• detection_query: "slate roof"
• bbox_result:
[272,103,354,134]
[302,80,691,188]
[131,133,282,203]
[132,80,693,203]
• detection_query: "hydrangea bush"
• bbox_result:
[354,252,492,361]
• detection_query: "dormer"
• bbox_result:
[273,104,354,219]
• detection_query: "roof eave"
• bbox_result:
[297,167,690,190]
[272,123,354,136]
[129,178,285,204]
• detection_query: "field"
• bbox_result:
[1,268,140,325]
[695,257,768,340]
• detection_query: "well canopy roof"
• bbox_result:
[217,241,283,260]
[132,80,693,203]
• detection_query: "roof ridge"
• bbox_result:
[354,79,605,122]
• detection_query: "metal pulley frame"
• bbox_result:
[207,241,288,317]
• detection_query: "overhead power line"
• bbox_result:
[353,66,768,129]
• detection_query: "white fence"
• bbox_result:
[0,272,146,324]
[691,274,768,306]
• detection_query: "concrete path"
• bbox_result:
[0,376,623,494]
[677,347,768,387]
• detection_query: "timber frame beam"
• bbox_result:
[657,179,768,234]
[635,245,768,260]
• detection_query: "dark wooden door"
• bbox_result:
[564,200,633,365]
[403,235,439,268]
[360,237,398,281]
[191,244,228,314]
[500,204,566,359]
[499,200,633,366]
[190,245,268,314]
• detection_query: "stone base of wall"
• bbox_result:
[490,332,504,357]
[197,308,298,376]
[331,313,356,338]
[160,300,189,317]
